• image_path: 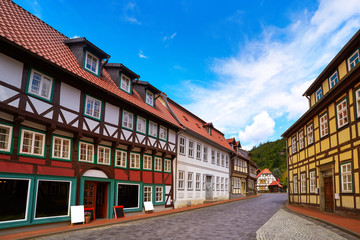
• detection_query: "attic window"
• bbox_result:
[145,90,154,107]
[120,74,131,94]
[206,127,211,135]
[84,51,99,76]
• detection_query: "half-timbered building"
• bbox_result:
[282,29,360,214]
[0,0,181,229]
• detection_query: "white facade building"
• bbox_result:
[256,169,276,191]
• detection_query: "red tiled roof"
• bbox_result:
[167,99,233,152]
[269,180,283,188]
[256,168,272,178]
[0,0,181,128]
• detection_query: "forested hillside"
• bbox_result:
[249,139,287,181]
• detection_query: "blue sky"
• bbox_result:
[14,0,360,149]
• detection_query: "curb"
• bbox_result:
[283,204,360,239]
[4,194,261,240]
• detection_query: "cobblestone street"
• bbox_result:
[37,194,356,240]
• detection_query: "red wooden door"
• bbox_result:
[324,177,333,212]
[84,181,96,209]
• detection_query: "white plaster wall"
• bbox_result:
[168,129,176,144]
[60,82,81,111]
[105,102,119,125]
[0,53,23,89]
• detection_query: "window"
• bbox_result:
[203,146,208,162]
[188,140,194,158]
[27,69,53,101]
[120,74,131,93]
[35,180,70,218]
[211,149,215,164]
[196,173,201,190]
[136,116,146,134]
[115,149,127,168]
[348,49,359,71]
[226,155,229,168]
[319,113,328,138]
[216,151,220,166]
[341,162,352,193]
[84,51,99,75]
[300,173,306,193]
[146,90,154,107]
[20,128,45,157]
[292,136,297,154]
[84,95,102,120]
[159,126,167,141]
[97,146,111,165]
[205,126,211,135]
[315,87,322,102]
[356,88,360,119]
[155,186,163,202]
[216,176,220,191]
[0,123,13,153]
[78,141,94,163]
[337,99,348,128]
[148,121,158,138]
[117,184,139,209]
[309,171,316,193]
[130,152,140,169]
[293,175,298,194]
[122,111,134,130]
[52,136,71,160]
[164,159,171,172]
[144,186,152,202]
[225,178,228,191]
[221,177,224,191]
[202,174,206,190]
[143,155,152,170]
[307,124,314,145]
[329,71,338,89]
[221,154,225,167]
[196,143,202,160]
[187,172,193,190]
[154,157,162,171]
[0,178,30,222]
[179,136,186,155]
[299,131,304,150]
[178,171,184,190]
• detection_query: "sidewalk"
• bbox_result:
[286,203,360,238]
[0,195,259,240]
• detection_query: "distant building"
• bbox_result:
[256,169,276,192]
[268,180,283,193]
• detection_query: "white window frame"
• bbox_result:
[52,136,71,160]
[0,123,13,153]
[341,162,352,193]
[187,172,193,190]
[300,173,306,194]
[20,128,46,157]
[28,69,53,101]
[225,178,228,192]
[145,90,154,107]
[155,186,163,202]
[329,71,338,89]
[319,113,328,138]
[292,136,297,154]
[226,155,229,168]
[202,174,206,190]
[203,146,208,162]
[84,51,99,75]
[120,74,131,93]
[78,141,94,163]
[195,173,201,190]
[115,149,127,168]
[299,131,304,150]
[216,151,220,166]
[196,143,202,160]
[293,175,298,194]
[164,159,171,173]
[97,145,111,165]
[130,152,141,169]
[309,171,316,193]
[148,121,158,138]
[337,99,348,128]
[347,49,359,71]
[221,153,225,167]
[143,155,152,170]
[84,95,102,120]
[144,186,152,202]
[307,124,314,145]
[136,116,146,134]
[221,177,224,191]
[315,87,322,102]
[122,110,134,130]
[211,149,215,164]
[216,176,220,191]
[188,140,194,158]
[179,136,186,155]
[355,88,360,119]
[178,170,185,190]
[154,157,162,171]
[159,126,167,141]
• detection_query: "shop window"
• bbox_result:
[117,184,139,209]
[0,123,13,153]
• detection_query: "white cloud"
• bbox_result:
[33,0,42,18]
[138,50,148,59]
[182,0,360,149]
[238,111,275,150]
[163,32,177,41]
[123,2,141,25]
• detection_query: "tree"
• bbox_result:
[272,168,281,180]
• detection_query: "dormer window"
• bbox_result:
[84,51,100,75]
[315,87,322,102]
[348,49,359,71]
[120,74,131,94]
[146,90,154,107]
[205,127,211,135]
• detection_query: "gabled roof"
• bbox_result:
[269,180,283,188]
[166,98,233,152]
[0,0,181,129]
[256,168,273,178]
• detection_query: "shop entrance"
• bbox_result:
[84,181,108,218]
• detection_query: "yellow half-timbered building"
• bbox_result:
[282,29,360,214]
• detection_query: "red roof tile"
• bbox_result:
[269,180,283,188]
[0,0,181,129]
[256,168,273,178]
